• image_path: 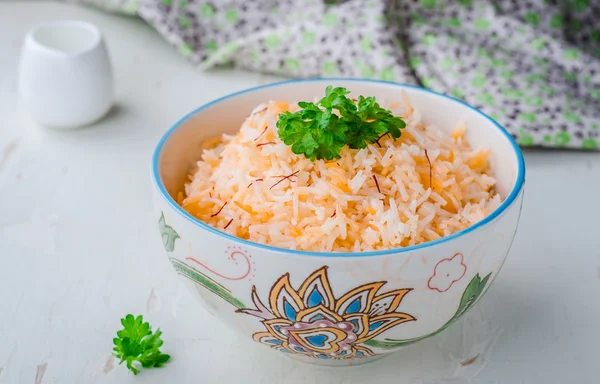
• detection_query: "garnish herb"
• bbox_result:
[113,314,170,375]
[372,175,381,194]
[374,133,389,148]
[424,149,432,187]
[251,106,268,116]
[276,86,406,160]
[269,170,299,190]
[211,202,227,217]
[253,127,268,141]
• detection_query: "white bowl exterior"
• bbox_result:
[18,21,113,128]
[152,80,525,365]
[154,190,523,363]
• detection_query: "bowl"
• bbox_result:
[151,79,525,366]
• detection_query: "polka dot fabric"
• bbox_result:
[84,0,600,150]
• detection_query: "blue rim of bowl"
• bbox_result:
[152,78,526,258]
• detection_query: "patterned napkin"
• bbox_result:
[80,0,600,150]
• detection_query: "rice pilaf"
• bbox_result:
[180,96,501,252]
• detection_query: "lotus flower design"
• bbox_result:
[237,266,415,359]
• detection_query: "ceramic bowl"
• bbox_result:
[151,79,525,366]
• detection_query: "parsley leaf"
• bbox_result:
[113,314,170,375]
[277,104,346,161]
[276,86,406,160]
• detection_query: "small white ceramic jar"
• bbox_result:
[18,20,113,129]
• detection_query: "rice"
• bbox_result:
[181,97,502,252]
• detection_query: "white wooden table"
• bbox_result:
[1,2,599,383]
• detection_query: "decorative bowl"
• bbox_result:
[151,79,525,366]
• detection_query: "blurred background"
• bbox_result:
[52,0,600,150]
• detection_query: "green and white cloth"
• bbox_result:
[82,0,600,150]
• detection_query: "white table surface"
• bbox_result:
[1,2,599,383]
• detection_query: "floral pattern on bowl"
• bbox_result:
[237,266,415,359]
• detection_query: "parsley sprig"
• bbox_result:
[276,86,406,160]
[113,314,170,375]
